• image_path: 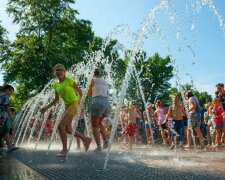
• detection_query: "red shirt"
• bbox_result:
[213,106,224,123]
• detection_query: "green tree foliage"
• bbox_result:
[1,0,94,105]
[125,52,174,108]
[192,90,212,107]
[0,22,10,66]
[88,36,126,91]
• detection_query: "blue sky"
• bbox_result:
[0,0,225,96]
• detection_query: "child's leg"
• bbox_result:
[146,128,151,145]
[160,127,166,144]
[215,128,221,146]
[194,126,204,147]
[118,135,124,148]
[167,129,172,145]
[129,135,134,150]
[184,126,188,140]
[206,125,211,145]
[221,128,225,144]
[212,131,216,146]
[76,137,81,149]
[4,133,14,149]
[186,129,192,148]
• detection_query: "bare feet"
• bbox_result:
[84,137,92,151]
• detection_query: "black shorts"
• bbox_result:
[183,116,188,127]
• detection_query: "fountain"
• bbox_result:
[12,0,225,174]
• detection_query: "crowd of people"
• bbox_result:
[1,64,225,157]
[115,88,225,151]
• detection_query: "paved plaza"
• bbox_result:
[1,144,225,180]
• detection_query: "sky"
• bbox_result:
[0,0,225,96]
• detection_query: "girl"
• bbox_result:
[40,64,91,157]
[154,100,167,145]
[185,91,204,149]
[204,103,214,146]
[212,98,225,147]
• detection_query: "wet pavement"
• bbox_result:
[1,144,225,180]
[0,148,44,179]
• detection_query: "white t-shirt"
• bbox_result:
[92,77,108,97]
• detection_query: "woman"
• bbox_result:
[185,91,204,149]
[87,69,110,151]
[40,64,91,157]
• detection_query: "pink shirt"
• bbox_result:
[156,108,166,122]
[213,106,223,123]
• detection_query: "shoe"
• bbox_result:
[94,146,102,152]
[103,141,109,150]
[56,151,67,157]
[7,147,19,153]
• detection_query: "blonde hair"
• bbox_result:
[53,64,66,72]
[129,100,136,107]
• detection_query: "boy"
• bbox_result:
[125,101,138,150]
[0,85,19,152]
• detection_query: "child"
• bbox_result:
[166,94,185,150]
[207,117,216,147]
[44,112,54,142]
[0,85,19,152]
[204,103,214,146]
[117,109,127,149]
[154,100,167,145]
[222,111,225,145]
[103,118,111,140]
[143,105,154,146]
[212,98,225,147]
[134,104,142,144]
[125,101,138,150]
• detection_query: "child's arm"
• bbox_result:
[41,92,59,113]
[166,107,172,121]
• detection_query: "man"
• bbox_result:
[0,85,19,152]
[87,69,111,151]
[215,83,225,110]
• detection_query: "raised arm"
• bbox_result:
[188,99,195,113]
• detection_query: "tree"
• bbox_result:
[125,52,174,108]
[88,36,126,91]
[0,22,10,67]
[1,0,94,105]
